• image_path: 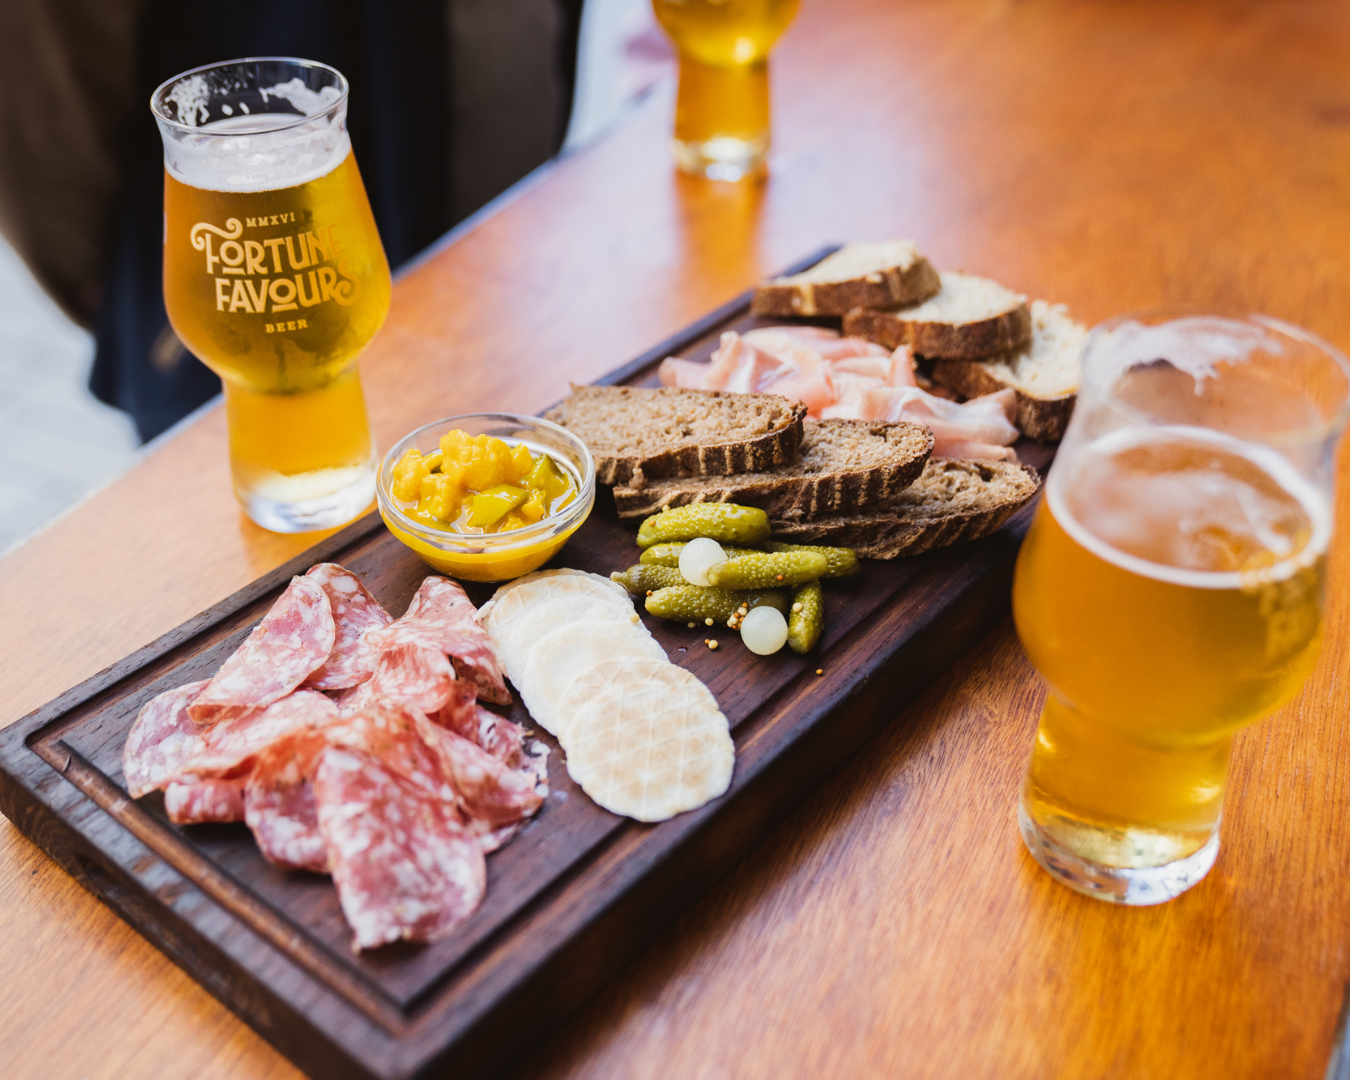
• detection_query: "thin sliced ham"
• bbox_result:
[659,326,1020,461]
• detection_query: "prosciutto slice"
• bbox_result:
[189,576,335,724]
[364,578,510,705]
[303,563,393,691]
[659,326,1021,461]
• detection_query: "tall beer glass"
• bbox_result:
[152,58,391,532]
[652,0,799,181]
[1014,311,1350,904]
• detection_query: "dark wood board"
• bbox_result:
[0,248,1052,1080]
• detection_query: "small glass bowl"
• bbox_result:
[376,412,595,582]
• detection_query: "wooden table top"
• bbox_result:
[5,0,1350,1075]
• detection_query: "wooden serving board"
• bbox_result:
[0,250,1052,1080]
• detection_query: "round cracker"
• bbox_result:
[480,570,630,638]
[491,593,641,681]
[562,658,733,822]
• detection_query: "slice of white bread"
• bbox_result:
[842,271,1032,359]
[766,458,1041,558]
[545,385,807,486]
[928,300,1087,442]
[751,241,941,318]
[611,418,934,521]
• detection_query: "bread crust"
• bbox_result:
[612,422,934,520]
[545,388,807,487]
[752,257,941,318]
[842,303,1033,359]
[928,360,1075,442]
[767,460,1041,558]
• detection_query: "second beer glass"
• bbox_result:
[1014,311,1349,903]
[153,58,391,532]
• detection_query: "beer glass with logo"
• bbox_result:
[1013,311,1350,903]
[652,0,799,181]
[152,58,391,532]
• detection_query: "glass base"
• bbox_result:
[1017,799,1220,905]
[671,134,768,182]
[236,462,375,533]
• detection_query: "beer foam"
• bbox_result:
[1047,425,1330,590]
[161,83,349,193]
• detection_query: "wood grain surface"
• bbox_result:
[3,0,1350,1075]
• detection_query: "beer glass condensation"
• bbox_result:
[1014,311,1350,904]
[652,0,799,181]
[152,58,391,532]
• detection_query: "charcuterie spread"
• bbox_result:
[123,562,549,950]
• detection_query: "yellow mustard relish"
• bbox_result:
[390,429,577,533]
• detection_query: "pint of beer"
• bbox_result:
[152,59,391,532]
[1014,312,1349,904]
[652,0,799,181]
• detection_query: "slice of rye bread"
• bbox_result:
[751,241,941,318]
[842,271,1032,359]
[612,418,934,521]
[929,300,1087,442]
[545,385,807,486]
[766,458,1041,559]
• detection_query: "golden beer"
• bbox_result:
[653,0,799,180]
[1012,312,1348,904]
[154,60,391,531]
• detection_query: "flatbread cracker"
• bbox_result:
[490,594,639,682]
[479,569,630,639]
[561,658,733,822]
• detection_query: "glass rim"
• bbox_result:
[376,412,597,553]
[150,56,349,135]
[1080,305,1350,448]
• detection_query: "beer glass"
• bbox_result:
[652,0,799,181]
[152,58,391,532]
[1013,311,1350,903]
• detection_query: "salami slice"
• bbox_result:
[164,776,247,824]
[189,576,335,724]
[244,730,330,872]
[331,678,375,717]
[324,701,459,802]
[365,577,511,706]
[303,564,393,691]
[369,643,457,716]
[314,746,486,949]
[422,723,547,827]
[123,680,211,797]
[183,689,339,781]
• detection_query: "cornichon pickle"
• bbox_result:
[635,503,772,549]
[611,564,684,596]
[705,550,828,590]
[646,585,788,625]
[760,540,859,578]
[787,580,823,654]
[639,541,765,567]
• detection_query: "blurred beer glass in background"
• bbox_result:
[1014,311,1350,904]
[652,0,799,181]
[152,58,391,533]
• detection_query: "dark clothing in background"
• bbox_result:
[0,0,583,442]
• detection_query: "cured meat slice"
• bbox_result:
[189,576,335,724]
[315,746,486,949]
[303,564,393,691]
[422,723,546,828]
[324,701,459,803]
[365,578,510,705]
[476,706,526,768]
[245,730,330,872]
[184,690,339,781]
[164,776,247,824]
[369,643,457,716]
[123,680,210,797]
[331,678,375,718]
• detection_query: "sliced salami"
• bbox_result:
[244,729,330,872]
[422,723,546,827]
[369,643,457,716]
[303,564,393,691]
[189,576,335,724]
[324,701,459,803]
[123,680,210,797]
[314,746,487,949]
[183,689,339,781]
[365,577,511,705]
[164,776,247,824]
[331,678,375,718]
